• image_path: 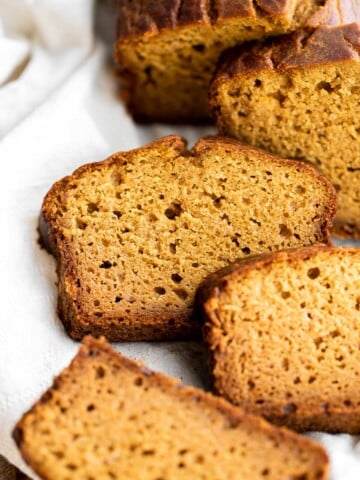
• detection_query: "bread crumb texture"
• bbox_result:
[41,136,335,341]
[210,23,360,237]
[200,246,360,433]
[13,337,329,480]
[115,0,343,122]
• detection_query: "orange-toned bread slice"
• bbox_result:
[13,337,329,480]
[210,22,360,238]
[198,246,360,433]
[40,136,336,341]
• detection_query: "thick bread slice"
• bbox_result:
[198,246,360,433]
[40,135,336,341]
[114,0,357,122]
[210,22,360,238]
[13,337,329,480]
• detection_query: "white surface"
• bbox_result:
[0,1,359,479]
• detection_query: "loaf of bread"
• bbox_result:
[13,336,329,480]
[198,246,360,433]
[114,0,354,122]
[210,21,360,238]
[40,135,336,341]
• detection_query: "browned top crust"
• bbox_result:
[212,22,360,81]
[116,0,360,40]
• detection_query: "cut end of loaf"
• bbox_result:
[114,1,336,122]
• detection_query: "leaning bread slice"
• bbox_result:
[198,246,360,433]
[13,337,329,480]
[210,22,360,238]
[40,135,336,341]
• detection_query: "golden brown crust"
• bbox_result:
[197,246,360,433]
[117,0,360,40]
[40,135,336,342]
[13,336,329,480]
[116,0,211,40]
[211,23,360,88]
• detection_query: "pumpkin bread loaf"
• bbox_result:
[198,246,360,433]
[114,0,355,122]
[13,337,329,480]
[210,21,360,238]
[40,135,336,341]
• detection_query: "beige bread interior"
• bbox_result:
[115,1,328,122]
[41,136,336,341]
[201,247,360,433]
[14,337,329,480]
[211,57,360,238]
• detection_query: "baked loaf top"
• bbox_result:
[114,0,358,122]
[198,246,360,433]
[40,135,336,342]
[117,0,360,40]
[13,336,329,480]
[211,22,360,80]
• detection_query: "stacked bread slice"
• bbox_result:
[40,135,335,342]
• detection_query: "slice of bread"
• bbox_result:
[13,337,329,480]
[114,0,352,122]
[40,135,336,341]
[210,22,360,238]
[198,246,360,433]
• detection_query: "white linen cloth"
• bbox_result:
[0,1,359,478]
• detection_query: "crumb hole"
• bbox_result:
[279,224,292,238]
[96,366,105,379]
[283,403,297,414]
[76,219,87,230]
[154,287,166,295]
[165,203,182,219]
[174,289,188,300]
[307,267,320,279]
[171,273,183,284]
[316,81,333,93]
[100,261,112,269]
[192,43,205,52]
[281,291,291,299]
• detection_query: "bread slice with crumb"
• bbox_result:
[210,22,360,238]
[40,135,336,341]
[198,246,360,433]
[13,337,329,480]
[115,0,357,122]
